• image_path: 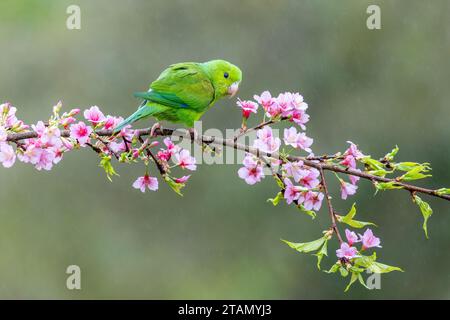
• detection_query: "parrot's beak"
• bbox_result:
[227,82,240,98]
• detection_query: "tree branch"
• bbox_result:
[6,127,450,202]
[319,167,343,244]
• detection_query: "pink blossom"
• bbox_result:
[359,229,382,250]
[253,91,277,116]
[283,178,304,204]
[0,126,7,142]
[255,136,281,153]
[40,126,62,148]
[291,109,310,130]
[266,104,281,118]
[345,141,364,159]
[254,127,281,153]
[10,120,29,132]
[175,175,191,183]
[303,191,324,211]
[0,143,16,168]
[68,108,81,116]
[349,174,360,185]
[70,122,93,146]
[163,137,180,155]
[242,154,258,168]
[238,155,264,185]
[283,161,307,183]
[174,149,197,171]
[117,125,134,139]
[340,180,358,200]
[283,127,313,152]
[132,175,159,192]
[341,155,356,169]
[60,116,76,128]
[336,242,358,259]
[109,141,126,153]
[296,132,313,153]
[103,116,123,130]
[238,165,264,185]
[83,106,105,125]
[283,127,299,147]
[17,142,41,164]
[132,148,140,159]
[157,150,171,162]
[256,126,274,142]
[1,103,19,128]
[291,93,307,110]
[0,102,11,114]
[345,229,360,246]
[52,148,64,164]
[237,99,258,118]
[34,148,55,171]
[32,121,46,137]
[299,168,320,189]
[276,92,294,117]
[156,139,178,162]
[61,137,74,151]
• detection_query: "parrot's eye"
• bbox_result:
[224,72,229,79]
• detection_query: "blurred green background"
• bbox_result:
[0,0,449,299]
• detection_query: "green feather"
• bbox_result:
[114,59,242,132]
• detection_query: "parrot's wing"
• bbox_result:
[145,63,215,112]
[133,91,189,109]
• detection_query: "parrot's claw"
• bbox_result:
[188,128,199,142]
[150,122,161,137]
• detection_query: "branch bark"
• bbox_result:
[6,127,450,202]
[319,167,343,244]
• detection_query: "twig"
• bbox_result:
[319,167,343,244]
[137,136,166,176]
[233,117,288,141]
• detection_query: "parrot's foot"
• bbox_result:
[188,128,199,142]
[150,122,161,137]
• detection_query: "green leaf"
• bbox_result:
[325,263,340,274]
[99,155,119,182]
[336,203,376,228]
[344,272,358,292]
[413,195,433,238]
[281,237,326,253]
[354,253,403,273]
[354,252,377,267]
[393,162,430,172]
[357,273,370,289]
[267,192,283,206]
[384,145,399,162]
[374,181,403,193]
[164,176,185,196]
[367,261,403,273]
[436,188,450,196]
[314,240,328,270]
[340,266,349,278]
[297,204,316,219]
[399,165,432,181]
[360,156,385,171]
[367,169,392,177]
[349,265,365,273]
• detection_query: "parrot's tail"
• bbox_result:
[113,103,150,133]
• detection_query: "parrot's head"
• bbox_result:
[203,59,242,99]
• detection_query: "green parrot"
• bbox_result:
[114,59,242,133]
